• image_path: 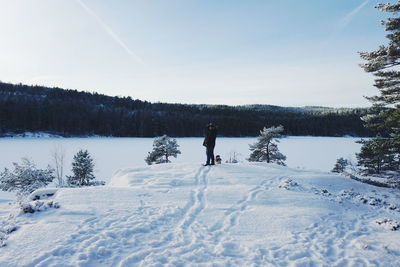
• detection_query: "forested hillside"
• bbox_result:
[0,82,372,137]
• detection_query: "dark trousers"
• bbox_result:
[206,146,215,165]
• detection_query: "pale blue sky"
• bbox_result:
[0,0,388,107]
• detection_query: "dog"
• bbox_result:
[215,155,222,164]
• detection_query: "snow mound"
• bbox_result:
[278,178,299,189]
[375,218,400,231]
[28,188,58,201]
[0,163,400,266]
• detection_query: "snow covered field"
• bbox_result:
[0,136,362,183]
[1,163,399,266]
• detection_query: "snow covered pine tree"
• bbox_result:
[145,135,181,165]
[358,1,400,177]
[248,126,286,165]
[331,157,349,173]
[0,158,55,197]
[67,150,97,187]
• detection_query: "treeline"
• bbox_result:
[0,82,372,137]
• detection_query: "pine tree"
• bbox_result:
[359,1,400,177]
[356,137,395,175]
[0,158,54,196]
[248,126,286,165]
[67,150,96,186]
[145,135,181,165]
[331,157,349,173]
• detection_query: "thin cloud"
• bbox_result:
[75,0,144,65]
[338,0,371,31]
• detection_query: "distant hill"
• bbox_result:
[0,82,372,137]
[238,104,363,114]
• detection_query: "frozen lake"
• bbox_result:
[0,136,362,185]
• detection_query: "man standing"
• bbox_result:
[203,123,218,166]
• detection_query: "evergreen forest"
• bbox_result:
[0,82,372,137]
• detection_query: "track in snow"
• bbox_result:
[3,163,400,267]
[119,166,212,266]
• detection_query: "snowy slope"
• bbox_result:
[1,163,400,266]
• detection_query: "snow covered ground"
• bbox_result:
[0,136,364,237]
[1,163,399,266]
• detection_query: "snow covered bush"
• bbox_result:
[0,219,17,247]
[145,135,181,165]
[67,150,102,187]
[20,200,60,214]
[0,158,55,197]
[331,157,349,173]
[248,126,286,165]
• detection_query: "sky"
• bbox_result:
[0,0,390,107]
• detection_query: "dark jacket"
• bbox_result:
[203,126,217,147]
